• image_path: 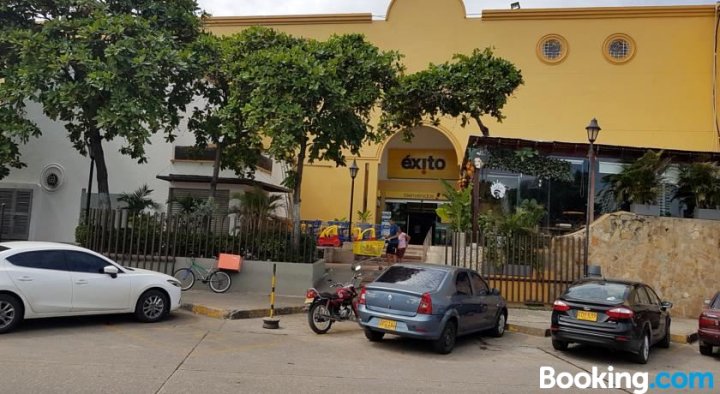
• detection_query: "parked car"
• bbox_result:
[551,278,672,364]
[698,291,720,356]
[0,241,182,334]
[357,263,508,354]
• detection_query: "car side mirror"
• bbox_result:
[490,288,501,296]
[660,301,673,311]
[103,265,119,278]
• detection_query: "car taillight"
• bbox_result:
[417,292,432,314]
[305,289,318,299]
[699,313,718,328]
[359,287,366,305]
[607,307,635,320]
[553,300,570,312]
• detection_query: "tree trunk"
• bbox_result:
[89,128,111,209]
[472,115,490,137]
[292,138,307,249]
[210,142,222,199]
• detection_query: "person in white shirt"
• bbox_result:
[396,228,411,262]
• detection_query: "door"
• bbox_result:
[470,272,498,329]
[407,212,436,245]
[643,286,666,342]
[64,251,131,312]
[452,271,482,333]
[5,250,72,313]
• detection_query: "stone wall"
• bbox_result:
[587,212,720,318]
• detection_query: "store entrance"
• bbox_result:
[384,200,444,245]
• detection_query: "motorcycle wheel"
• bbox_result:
[308,302,333,334]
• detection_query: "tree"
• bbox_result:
[436,179,472,232]
[602,150,670,210]
[0,0,204,207]
[241,28,403,242]
[231,187,283,228]
[380,48,524,137]
[117,184,159,214]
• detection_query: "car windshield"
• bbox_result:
[375,266,446,292]
[564,282,630,304]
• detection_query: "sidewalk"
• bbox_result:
[179,290,698,345]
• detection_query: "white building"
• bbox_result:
[0,104,289,244]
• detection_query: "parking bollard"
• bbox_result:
[263,263,280,329]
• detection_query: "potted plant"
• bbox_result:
[436,180,473,263]
[602,150,670,216]
[674,162,720,220]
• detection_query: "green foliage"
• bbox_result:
[75,224,89,246]
[674,162,720,211]
[356,210,372,224]
[380,48,523,137]
[436,180,473,232]
[602,150,670,208]
[231,187,283,225]
[168,195,203,215]
[484,149,573,182]
[118,184,159,214]
[0,0,203,199]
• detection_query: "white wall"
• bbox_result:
[1,103,287,243]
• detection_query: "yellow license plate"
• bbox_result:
[304,298,314,304]
[576,311,598,321]
[378,319,397,331]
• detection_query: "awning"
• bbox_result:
[156,174,290,193]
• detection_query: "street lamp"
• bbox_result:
[348,159,359,234]
[584,118,601,275]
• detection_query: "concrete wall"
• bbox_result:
[175,258,325,297]
[587,212,720,318]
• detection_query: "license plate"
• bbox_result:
[378,319,397,331]
[576,311,598,321]
[304,298,314,304]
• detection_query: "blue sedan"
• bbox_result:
[358,263,508,354]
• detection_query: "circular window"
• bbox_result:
[603,34,636,64]
[40,163,65,192]
[537,34,568,64]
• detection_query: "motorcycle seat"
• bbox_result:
[320,292,340,299]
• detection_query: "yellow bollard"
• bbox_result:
[263,263,280,329]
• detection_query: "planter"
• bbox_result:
[694,208,720,221]
[630,204,661,216]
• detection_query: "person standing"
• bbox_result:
[385,219,400,264]
[396,228,411,263]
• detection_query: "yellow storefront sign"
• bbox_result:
[387,149,458,180]
[384,191,447,200]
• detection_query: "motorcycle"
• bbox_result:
[305,264,362,334]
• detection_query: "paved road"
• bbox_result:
[0,311,716,394]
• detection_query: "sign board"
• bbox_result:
[387,149,458,180]
[381,210,392,237]
[383,191,446,201]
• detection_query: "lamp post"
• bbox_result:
[348,159,359,235]
[584,118,601,276]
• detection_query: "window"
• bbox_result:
[455,272,472,296]
[634,286,651,305]
[64,251,112,274]
[167,188,230,233]
[564,281,629,304]
[375,266,446,292]
[174,146,216,161]
[0,188,33,241]
[6,250,67,271]
[470,272,489,295]
[712,294,720,309]
[645,286,661,305]
[536,34,568,64]
[603,34,636,64]
[257,155,273,173]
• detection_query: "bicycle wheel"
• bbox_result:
[208,271,231,293]
[173,268,195,291]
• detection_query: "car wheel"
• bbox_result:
[0,294,23,334]
[699,343,713,356]
[632,330,651,364]
[134,289,169,323]
[433,320,457,355]
[489,311,507,337]
[552,339,569,351]
[364,328,385,342]
[658,319,670,349]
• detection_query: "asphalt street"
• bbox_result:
[0,311,717,394]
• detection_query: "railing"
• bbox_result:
[80,209,319,274]
[443,229,585,305]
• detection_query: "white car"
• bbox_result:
[0,241,182,333]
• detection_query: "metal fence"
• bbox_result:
[81,209,319,274]
[443,230,585,305]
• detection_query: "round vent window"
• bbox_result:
[603,34,636,64]
[41,164,65,192]
[537,34,568,64]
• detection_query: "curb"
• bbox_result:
[506,322,697,344]
[180,303,305,320]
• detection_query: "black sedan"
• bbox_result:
[550,278,672,364]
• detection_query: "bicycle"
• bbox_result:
[173,256,232,293]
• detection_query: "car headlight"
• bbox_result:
[167,279,181,288]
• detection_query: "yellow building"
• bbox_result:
[206,1,720,241]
